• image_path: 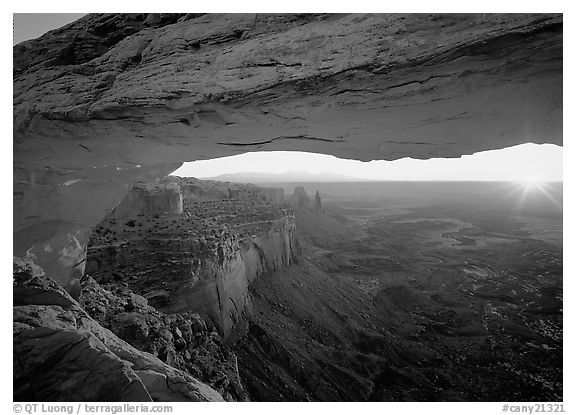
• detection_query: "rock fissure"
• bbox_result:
[218,135,345,147]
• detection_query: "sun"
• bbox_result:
[510,178,561,211]
[517,177,545,192]
[518,177,544,191]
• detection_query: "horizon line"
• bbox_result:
[180,176,564,184]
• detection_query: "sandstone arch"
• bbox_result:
[13,13,562,290]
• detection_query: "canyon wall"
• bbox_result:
[251,187,286,205]
[86,177,298,339]
[111,182,183,218]
[161,214,298,339]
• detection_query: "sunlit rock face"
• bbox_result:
[13,13,562,285]
[85,177,299,339]
[110,181,184,218]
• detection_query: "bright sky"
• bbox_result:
[13,13,87,44]
[172,143,563,182]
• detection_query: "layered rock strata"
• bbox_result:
[110,181,183,218]
[86,177,299,339]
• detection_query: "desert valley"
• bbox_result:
[15,176,561,401]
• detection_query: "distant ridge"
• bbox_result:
[204,171,367,183]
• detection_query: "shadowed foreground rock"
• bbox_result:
[13,257,224,402]
[79,275,249,401]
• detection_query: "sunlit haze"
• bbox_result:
[171,143,563,182]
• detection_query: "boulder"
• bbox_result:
[14,322,152,402]
[13,257,76,309]
[78,274,248,400]
[13,258,224,402]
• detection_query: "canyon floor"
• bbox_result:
[235,181,563,401]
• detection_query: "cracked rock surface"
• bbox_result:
[13,257,224,402]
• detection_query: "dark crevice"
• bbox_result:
[78,144,92,152]
[385,74,455,91]
[218,135,344,147]
[251,60,303,68]
[187,41,201,51]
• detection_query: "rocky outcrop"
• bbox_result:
[13,14,200,77]
[79,275,248,401]
[111,176,286,216]
[289,187,313,211]
[290,186,323,213]
[175,177,260,202]
[14,315,152,402]
[13,14,562,287]
[258,187,286,204]
[161,214,298,339]
[314,191,322,212]
[86,178,299,339]
[111,181,183,218]
[169,176,285,205]
[13,257,224,402]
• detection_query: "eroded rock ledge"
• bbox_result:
[86,177,299,338]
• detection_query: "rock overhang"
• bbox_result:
[13,13,562,285]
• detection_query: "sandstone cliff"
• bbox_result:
[289,186,322,213]
[86,177,298,339]
[289,186,312,211]
[111,181,183,218]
